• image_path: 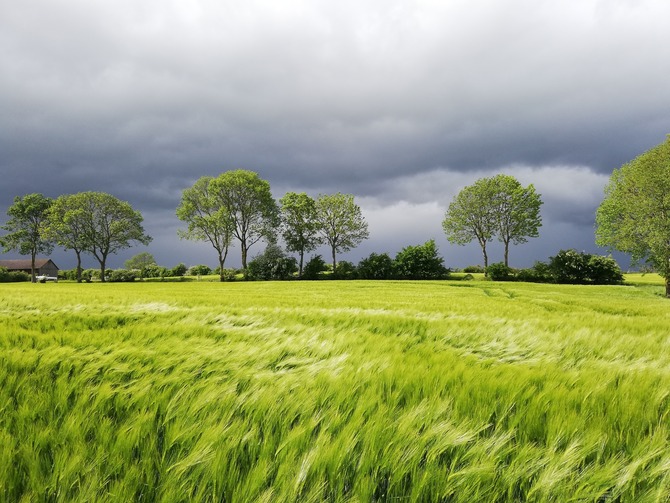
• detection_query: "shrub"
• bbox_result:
[463,265,485,273]
[108,269,137,282]
[0,267,30,283]
[357,252,394,280]
[247,244,298,281]
[212,267,238,281]
[486,262,513,281]
[141,264,169,279]
[188,264,212,276]
[333,260,356,279]
[548,249,624,285]
[303,255,328,280]
[516,261,554,283]
[171,263,188,277]
[393,240,449,280]
[586,255,624,285]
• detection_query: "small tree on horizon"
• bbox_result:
[279,192,321,277]
[1,193,54,283]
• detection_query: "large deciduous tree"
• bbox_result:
[442,179,498,272]
[443,175,542,271]
[596,135,670,297]
[210,170,279,270]
[79,192,151,282]
[279,192,321,277]
[491,174,543,267]
[42,193,90,282]
[1,193,53,282]
[314,193,369,274]
[177,176,233,281]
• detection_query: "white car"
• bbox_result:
[36,275,58,283]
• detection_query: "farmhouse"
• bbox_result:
[0,258,60,277]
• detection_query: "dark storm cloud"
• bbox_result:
[2,0,670,268]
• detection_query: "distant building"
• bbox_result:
[0,258,60,277]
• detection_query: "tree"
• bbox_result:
[314,193,369,273]
[596,136,670,297]
[1,193,53,283]
[279,192,321,277]
[393,240,448,280]
[210,170,279,270]
[491,175,542,266]
[442,179,498,272]
[78,192,151,282]
[42,193,91,282]
[177,176,234,282]
[124,252,157,271]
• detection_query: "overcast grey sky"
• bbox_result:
[2,0,670,270]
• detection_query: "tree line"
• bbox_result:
[2,134,669,294]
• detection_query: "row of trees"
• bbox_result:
[176,170,369,280]
[0,192,150,282]
[442,174,543,271]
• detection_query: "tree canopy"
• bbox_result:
[177,176,234,281]
[210,170,279,269]
[314,193,369,273]
[596,135,670,297]
[1,193,53,282]
[279,192,321,277]
[443,175,542,270]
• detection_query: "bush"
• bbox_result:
[0,267,30,282]
[357,252,394,280]
[247,244,298,281]
[486,262,513,281]
[548,249,624,285]
[108,269,137,282]
[463,265,486,273]
[333,260,356,279]
[393,240,449,280]
[211,267,238,281]
[587,255,624,285]
[141,264,169,279]
[303,255,328,280]
[171,263,188,277]
[189,264,212,276]
[516,261,553,283]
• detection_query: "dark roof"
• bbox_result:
[0,258,59,270]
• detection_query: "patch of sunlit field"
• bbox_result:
[1,279,669,502]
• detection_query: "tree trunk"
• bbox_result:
[31,253,36,283]
[331,247,337,275]
[666,277,670,298]
[299,251,304,278]
[504,240,510,267]
[482,246,489,277]
[218,254,225,282]
[241,242,248,270]
[75,251,82,283]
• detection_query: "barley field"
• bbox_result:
[1,277,669,502]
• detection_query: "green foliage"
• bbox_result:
[1,193,54,281]
[279,192,321,276]
[142,264,170,279]
[596,135,670,296]
[357,252,394,280]
[107,269,137,282]
[246,244,298,281]
[443,175,542,269]
[188,264,212,276]
[302,254,328,280]
[463,264,486,273]
[393,240,448,280]
[486,262,513,281]
[0,281,669,501]
[124,252,157,271]
[170,263,188,277]
[314,193,369,273]
[516,261,553,283]
[209,170,279,269]
[0,267,30,282]
[548,249,623,285]
[213,267,239,281]
[177,176,233,280]
[332,260,356,279]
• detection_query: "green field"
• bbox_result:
[1,278,669,502]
